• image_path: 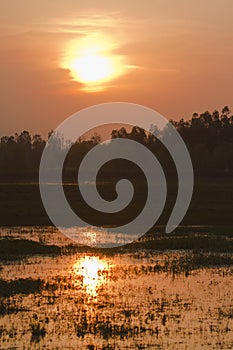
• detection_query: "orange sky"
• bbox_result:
[0,0,233,136]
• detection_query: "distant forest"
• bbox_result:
[1,106,233,180]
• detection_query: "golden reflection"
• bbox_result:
[72,256,109,296]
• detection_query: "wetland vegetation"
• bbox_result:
[0,107,233,348]
[0,228,233,349]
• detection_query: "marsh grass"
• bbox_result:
[30,321,46,343]
[0,230,233,261]
[0,249,232,349]
[0,278,43,297]
[0,238,61,258]
[129,235,233,252]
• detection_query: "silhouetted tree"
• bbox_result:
[0,106,233,178]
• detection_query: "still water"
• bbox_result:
[0,228,232,349]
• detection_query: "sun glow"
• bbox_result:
[61,34,126,91]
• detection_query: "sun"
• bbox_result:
[69,55,115,83]
[61,34,126,91]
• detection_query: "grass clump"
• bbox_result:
[0,278,43,297]
[0,238,61,258]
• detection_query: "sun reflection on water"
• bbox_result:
[72,256,110,296]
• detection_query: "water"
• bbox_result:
[0,227,232,349]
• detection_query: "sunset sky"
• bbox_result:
[0,0,233,136]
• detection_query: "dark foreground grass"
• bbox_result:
[0,174,233,226]
[0,278,42,297]
[0,232,233,260]
[0,239,61,258]
[129,235,233,253]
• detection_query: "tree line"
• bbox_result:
[1,106,233,179]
